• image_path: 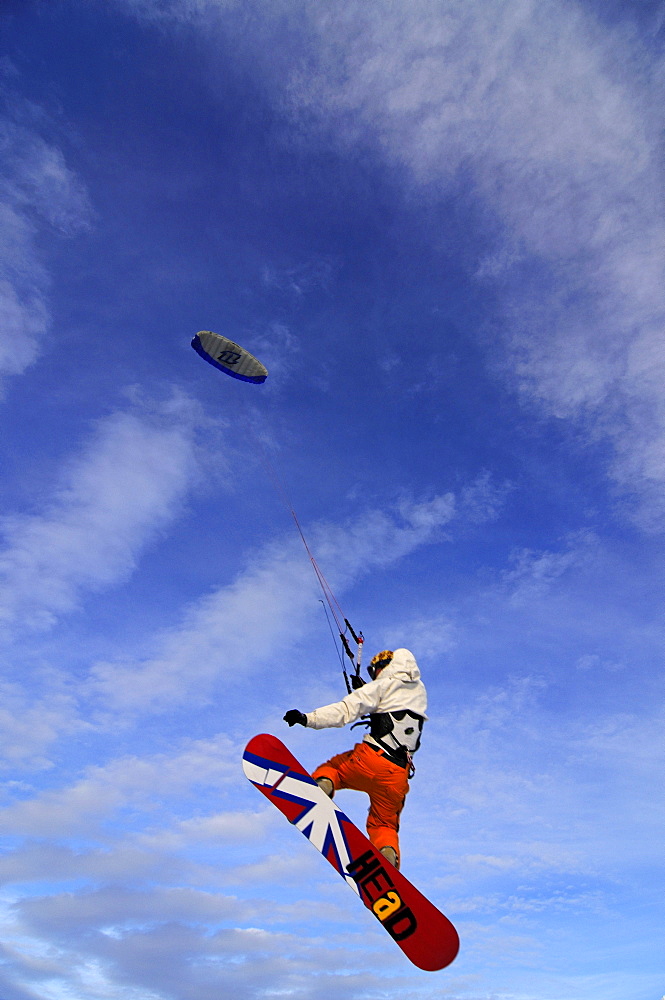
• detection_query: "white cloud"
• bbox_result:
[137,810,275,852]
[575,652,624,672]
[414,676,665,883]
[225,852,320,886]
[245,321,300,385]
[0,110,92,388]
[17,886,252,937]
[0,897,400,1000]
[1,120,91,235]
[0,676,661,1000]
[260,257,336,298]
[383,612,457,661]
[89,532,319,712]
[115,0,665,526]
[112,0,231,22]
[0,679,85,771]
[0,841,193,888]
[0,391,202,634]
[501,530,599,605]
[0,734,239,838]
[89,475,504,712]
[293,0,665,528]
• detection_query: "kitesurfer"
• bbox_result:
[283,648,427,870]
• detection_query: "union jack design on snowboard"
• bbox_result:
[242,733,459,971]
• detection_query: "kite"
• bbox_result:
[191,330,268,384]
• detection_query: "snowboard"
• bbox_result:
[242,733,459,972]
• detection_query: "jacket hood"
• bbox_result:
[382,647,421,683]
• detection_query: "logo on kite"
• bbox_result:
[191,331,268,384]
[217,350,242,366]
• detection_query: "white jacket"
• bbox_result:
[305,648,428,738]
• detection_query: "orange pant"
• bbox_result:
[312,741,409,859]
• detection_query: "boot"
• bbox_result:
[316,776,334,799]
[379,845,399,869]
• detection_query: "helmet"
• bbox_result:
[368,650,393,680]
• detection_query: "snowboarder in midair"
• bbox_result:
[284,648,427,870]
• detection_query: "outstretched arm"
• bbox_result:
[305,678,384,729]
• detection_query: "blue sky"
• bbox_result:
[1,1,664,997]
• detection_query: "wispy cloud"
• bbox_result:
[0,734,239,838]
[0,679,85,771]
[89,474,504,713]
[0,892,406,1000]
[1,676,661,1000]
[261,257,336,298]
[283,1,665,526]
[4,6,663,998]
[416,677,665,885]
[383,612,457,661]
[501,530,599,606]
[125,0,665,529]
[0,391,202,634]
[0,92,92,388]
[0,722,411,998]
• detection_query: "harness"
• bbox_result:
[353,710,425,777]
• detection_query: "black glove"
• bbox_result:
[350,674,365,689]
[284,709,307,727]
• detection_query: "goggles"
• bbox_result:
[368,653,393,680]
